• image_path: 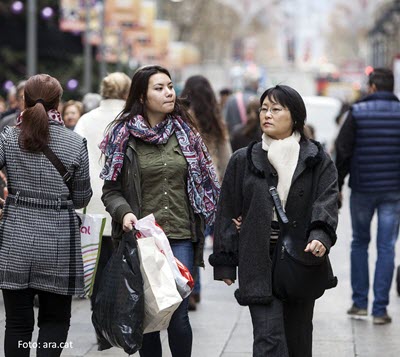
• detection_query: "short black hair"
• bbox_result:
[260,85,306,138]
[368,68,394,92]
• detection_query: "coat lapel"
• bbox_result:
[291,139,320,184]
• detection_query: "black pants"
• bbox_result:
[249,298,315,357]
[283,299,315,357]
[2,288,72,357]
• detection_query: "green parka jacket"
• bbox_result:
[101,136,206,266]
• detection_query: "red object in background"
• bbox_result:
[175,258,194,289]
[364,66,374,76]
[316,77,329,96]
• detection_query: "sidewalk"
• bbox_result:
[1,187,400,356]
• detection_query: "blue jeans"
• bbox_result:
[350,191,400,316]
[139,239,194,357]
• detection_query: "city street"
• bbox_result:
[1,186,400,356]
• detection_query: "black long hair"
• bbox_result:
[260,85,306,138]
[20,74,62,152]
[110,65,197,130]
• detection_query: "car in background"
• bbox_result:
[303,96,343,153]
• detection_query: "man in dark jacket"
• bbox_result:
[335,68,400,325]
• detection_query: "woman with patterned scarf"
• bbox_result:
[0,74,92,356]
[100,65,220,357]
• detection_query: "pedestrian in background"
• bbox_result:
[74,72,131,309]
[0,81,26,133]
[223,71,259,135]
[100,65,220,357]
[181,75,231,183]
[210,85,338,357]
[0,96,6,115]
[0,85,18,120]
[181,75,232,310]
[219,87,232,111]
[335,68,400,325]
[81,92,102,114]
[230,98,262,152]
[0,74,92,357]
[62,100,83,130]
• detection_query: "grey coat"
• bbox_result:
[0,125,92,295]
[209,140,338,306]
[101,136,205,266]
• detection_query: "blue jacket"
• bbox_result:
[336,91,400,193]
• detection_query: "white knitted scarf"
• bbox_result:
[262,131,301,210]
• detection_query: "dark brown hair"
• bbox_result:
[20,74,62,152]
[180,75,227,144]
[112,65,197,130]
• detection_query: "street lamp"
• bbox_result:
[27,0,37,76]
[11,1,24,14]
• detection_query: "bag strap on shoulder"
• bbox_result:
[263,164,289,224]
[42,145,73,195]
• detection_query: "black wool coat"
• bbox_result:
[209,139,339,306]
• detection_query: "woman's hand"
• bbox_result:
[232,215,242,232]
[122,212,138,232]
[223,279,234,286]
[304,240,326,257]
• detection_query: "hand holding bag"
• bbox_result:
[272,228,337,302]
[92,231,144,354]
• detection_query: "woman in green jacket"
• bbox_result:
[99,65,220,357]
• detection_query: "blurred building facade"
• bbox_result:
[368,0,400,68]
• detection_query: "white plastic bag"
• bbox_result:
[135,214,193,299]
[77,212,106,297]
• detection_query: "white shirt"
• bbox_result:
[74,99,125,236]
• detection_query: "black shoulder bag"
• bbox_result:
[268,176,337,302]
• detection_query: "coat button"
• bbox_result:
[292,221,297,227]
[299,190,304,196]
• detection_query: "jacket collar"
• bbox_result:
[247,140,323,182]
[126,136,137,162]
[358,91,399,103]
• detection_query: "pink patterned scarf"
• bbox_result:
[16,109,64,127]
[99,114,221,225]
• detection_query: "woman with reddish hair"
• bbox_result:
[0,74,92,357]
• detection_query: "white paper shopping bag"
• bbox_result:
[135,214,193,298]
[137,236,182,334]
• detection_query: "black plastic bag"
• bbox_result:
[92,231,144,355]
